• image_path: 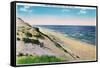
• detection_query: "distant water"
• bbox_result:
[33,25,96,45]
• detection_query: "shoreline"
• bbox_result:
[39,27,96,61]
[38,27,95,46]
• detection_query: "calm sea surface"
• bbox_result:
[33,25,96,45]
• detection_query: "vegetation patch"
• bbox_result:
[17,37,20,41]
[16,55,63,64]
[25,32,32,37]
[22,38,40,45]
[34,34,44,39]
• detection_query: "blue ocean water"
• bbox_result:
[34,25,96,45]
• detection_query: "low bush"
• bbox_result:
[34,34,44,39]
[22,38,31,43]
[17,37,20,41]
[16,55,63,64]
[18,53,24,57]
[22,38,40,45]
[25,32,32,37]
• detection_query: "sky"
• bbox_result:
[16,3,96,26]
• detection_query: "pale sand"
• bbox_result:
[39,28,96,61]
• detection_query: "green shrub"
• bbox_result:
[18,53,24,57]
[25,32,32,37]
[34,28,39,32]
[23,38,31,43]
[17,37,20,41]
[22,38,40,45]
[16,55,63,64]
[34,34,44,39]
[31,39,40,44]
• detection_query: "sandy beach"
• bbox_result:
[39,27,96,61]
[16,17,97,65]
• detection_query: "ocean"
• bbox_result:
[33,25,96,45]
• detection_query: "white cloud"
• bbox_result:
[20,7,27,12]
[78,9,87,14]
[19,5,32,12]
[24,5,30,9]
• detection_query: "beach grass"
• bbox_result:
[16,55,63,64]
